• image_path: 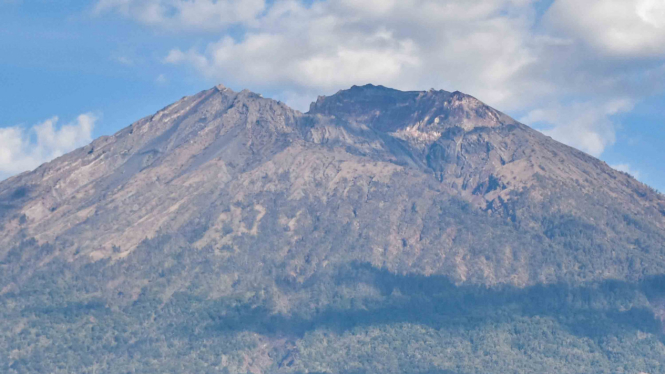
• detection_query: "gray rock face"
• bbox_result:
[309,84,516,132]
[1,83,664,284]
[2,84,665,374]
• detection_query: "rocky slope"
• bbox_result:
[2,84,665,374]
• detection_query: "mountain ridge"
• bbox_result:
[1,83,663,282]
[3,83,665,373]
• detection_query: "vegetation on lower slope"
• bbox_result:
[2,260,665,374]
[3,175,665,373]
[2,84,665,373]
[3,182,665,373]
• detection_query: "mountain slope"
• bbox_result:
[2,84,665,374]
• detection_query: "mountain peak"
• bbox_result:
[2,82,662,279]
[214,83,231,92]
[308,85,515,134]
[3,82,665,373]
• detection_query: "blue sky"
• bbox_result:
[1,0,664,191]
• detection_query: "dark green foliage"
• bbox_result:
[2,256,665,374]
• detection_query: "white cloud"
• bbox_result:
[0,114,96,180]
[166,29,421,95]
[611,163,642,179]
[164,0,539,109]
[637,0,665,28]
[94,0,266,30]
[103,0,665,158]
[521,99,634,156]
[544,0,665,57]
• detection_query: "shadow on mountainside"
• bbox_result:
[162,262,665,343]
[5,261,665,374]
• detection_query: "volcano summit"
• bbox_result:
[2,84,665,374]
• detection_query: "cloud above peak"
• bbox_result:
[165,28,421,91]
[545,0,665,57]
[164,0,539,106]
[99,0,665,158]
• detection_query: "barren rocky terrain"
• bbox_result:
[2,84,665,374]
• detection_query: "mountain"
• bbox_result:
[2,83,665,374]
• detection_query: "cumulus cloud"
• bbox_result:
[164,0,539,107]
[0,114,96,180]
[544,0,665,57]
[165,29,421,92]
[102,0,665,157]
[520,99,634,157]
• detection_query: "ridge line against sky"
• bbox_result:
[0,0,664,190]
